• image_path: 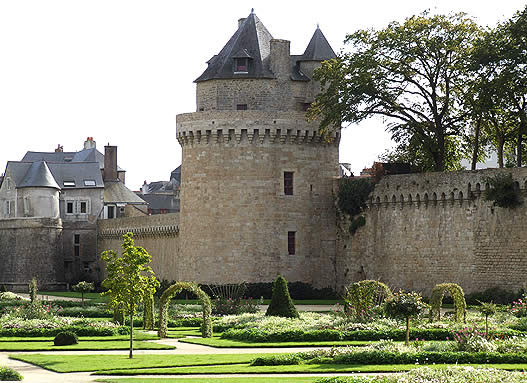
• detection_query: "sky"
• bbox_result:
[0,1,525,190]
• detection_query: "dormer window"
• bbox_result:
[63,181,75,187]
[235,57,248,73]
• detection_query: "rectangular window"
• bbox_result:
[5,200,11,216]
[107,205,115,219]
[236,104,248,110]
[288,231,296,255]
[235,58,248,73]
[66,201,74,214]
[284,172,294,195]
[63,180,75,187]
[83,180,96,186]
[80,201,87,214]
[74,234,80,257]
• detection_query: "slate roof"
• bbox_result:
[300,27,336,61]
[138,193,180,212]
[6,161,103,190]
[195,11,275,82]
[104,181,147,204]
[22,148,124,171]
[18,161,60,189]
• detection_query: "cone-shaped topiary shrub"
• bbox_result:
[265,275,299,318]
[53,331,78,346]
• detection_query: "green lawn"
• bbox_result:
[178,336,372,348]
[96,363,527,375]
[10,353,279,373]
[96,378,320,383]
[40,291,108,303]
[0,340,174,351]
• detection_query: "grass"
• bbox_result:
[0,332,159,342]
[96,378,320,383]
[0,340,174,351]
[178,336,373,348]
[95,363,527,375]
[10,353,279,373]
[40,291,107,303]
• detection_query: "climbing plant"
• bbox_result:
[337,177,375,235]
[158,282,212,338]
[142,291,155,331]
[429,283,467,323]
[484,173,522,208]
[343,280,393,322]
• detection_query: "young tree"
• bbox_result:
[477,300,497,339]
[384,291,427,346]
[101,232,159,358]
[309,12,481,171]
[72,281,94,306]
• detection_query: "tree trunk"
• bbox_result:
[516,126,523,167]
[471,118,482,170]
[498,136,504,168]
[129,311,134,359]
[405,316,410,347]
[485,314,489,339]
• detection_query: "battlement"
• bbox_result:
[367,167,527,208]
[176,110,339,146]
[97,213,179,239]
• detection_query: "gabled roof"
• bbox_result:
[195,11,275,82]
[18,161,60,189]
[22,148,124,171]
[299,26,336,62]
[104,181,147,204]
[6,161,104,190]
[138,193,180,212]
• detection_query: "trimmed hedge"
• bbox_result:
[252,350,527,366]
[0,325,129,337]
[222,327,524,342]
[53,331,78,346]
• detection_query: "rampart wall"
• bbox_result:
[337,168,527,295]
[0,217,65,291]
[97,214,180,281]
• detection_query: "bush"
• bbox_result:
[465,287,525,305]
[510,294,527,318]
[0,292,21,301]
[266,276,299,318]
[251,354,304,366]
[0,367,23,381]
[29,277,38,303]
[484,173,522,208]
[212,297,260,316]
[53,331,78,346]
[343,280,392,322]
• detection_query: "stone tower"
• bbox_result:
[176,11,339,288]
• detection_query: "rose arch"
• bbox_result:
[158,281,212,338]
[429,283,466,323]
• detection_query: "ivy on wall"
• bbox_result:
[337,177,376,234]
[484,173,522,208]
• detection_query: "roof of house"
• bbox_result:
[138,193,180,212]
[22,148,124,171]
[195,11,275,82]
[6,161,104,190]
[300,26,336,61]
[104,181,147,204]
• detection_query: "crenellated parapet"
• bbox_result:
[98,225,179,239]
[176,111,339,147]
[365,167,527,209]
[97,213,179,239]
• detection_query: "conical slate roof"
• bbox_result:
[300,26,336,61]
[18,161,60,189]
[195,11,275,82]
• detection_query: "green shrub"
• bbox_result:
[465,287,525,305]
[338,177,375,216]
[53,331,78,346]
[511,317,527,331]
[0,367,23,381]
[343,280,392,322]
[251,354,304,366]
[265,275,299,318]
[28,277,38,303]
[484,173,522,208]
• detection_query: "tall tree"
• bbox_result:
[101,232,159,358]
[309,12,481,171]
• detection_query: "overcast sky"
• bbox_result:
[0,1,524,190]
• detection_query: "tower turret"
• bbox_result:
[176,12,339,288]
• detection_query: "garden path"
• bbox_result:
[1,338,391,382]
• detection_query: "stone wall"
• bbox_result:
[337,168,527,295]
[97,213,180,281]
[177,110,339,288]
[0,217,65,291]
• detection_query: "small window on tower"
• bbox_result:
[235,58,248,73]
[236,104,248,110]
[284,172,294,195]
[80,201,87,214]
[66,201,74,214]
[288,231,296,255]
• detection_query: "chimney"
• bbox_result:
[103,144,118,181]
[270,39,291,80]
[238,18,246,28]
[84,137,96,150]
